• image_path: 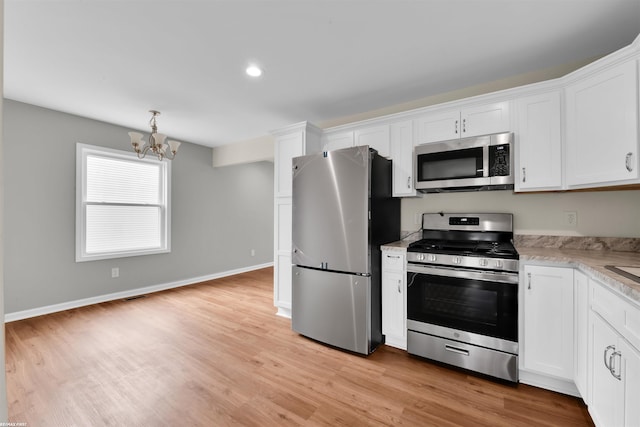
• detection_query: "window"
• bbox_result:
[76,144,171,262]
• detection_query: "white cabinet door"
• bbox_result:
[574,270,589,401]
[589,313,624,427]
[381,250,407,349]
[390,120,416,197]
[620,338,640,427]
[274,131,304,198]
[414,109,460,144]
[523,265,574,379]
[415,101,511,145]
[461,101,511,137]
[565,60,639,187]
[323,131,354,152]
[515,91,563,191]
[382,270,406,348]
[274,199,293,316]
[355,125,390,158]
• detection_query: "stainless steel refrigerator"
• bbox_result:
[291,145,400,355]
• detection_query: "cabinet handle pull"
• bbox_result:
[462,118,466,133]
[407,176,411,189]
[626,152,634,172]
[604,345,615,371]
[522,167,526,183]
[455,120,458,134]
[387,255,400,259]
[527,272,532,290]
[397,279,402,293]
[610,350,622,380]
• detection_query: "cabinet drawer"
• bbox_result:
[591,280,625,330]
[591,279,640,351]
[382,252,405,271]
[624,303,640,351]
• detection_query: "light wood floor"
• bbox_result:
[6,267,593,426]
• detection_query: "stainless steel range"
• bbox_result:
[406,213,519,382]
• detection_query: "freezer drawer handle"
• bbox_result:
[445,345,470,356]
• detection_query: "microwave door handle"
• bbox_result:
[483,145,489,177]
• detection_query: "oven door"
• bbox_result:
[407,264,518,345]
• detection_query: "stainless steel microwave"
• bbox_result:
[414,132,514,193]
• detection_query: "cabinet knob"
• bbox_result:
[626,152,634,172]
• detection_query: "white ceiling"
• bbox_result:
[5,0,640,148]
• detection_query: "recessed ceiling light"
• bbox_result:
[246,65,263,77]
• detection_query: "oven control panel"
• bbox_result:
[407,252,518,273]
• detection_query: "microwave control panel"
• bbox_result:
[489,144,510,176]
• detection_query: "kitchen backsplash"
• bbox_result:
[514,235,640,252]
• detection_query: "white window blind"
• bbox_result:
[76,144,171,262]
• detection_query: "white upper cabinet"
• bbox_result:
[274,131,305,198]
[355,125,390,158]
[565,60,639,188]
[415,101,511,145]
[414,109,460,143]
[322,131,354,152]
[515,91,563,191]
[390,120,416,197]
[461,101,511,137]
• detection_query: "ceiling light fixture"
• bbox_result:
[246,64,263,77]
[128,110,181,160]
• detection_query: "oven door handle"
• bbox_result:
[407,263,518,284]
[445,345,470,356]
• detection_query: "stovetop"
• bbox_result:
[407,239,519,260]
[407,213,520,272]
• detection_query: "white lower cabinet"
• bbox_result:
[574,269,589,401]
[381,250,407,349]
[589,280,640,427]
[522,265,574,380]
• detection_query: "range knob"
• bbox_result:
[479,258,488,267]
[428,254,437,262]
[417,253,425,261]
[453,256,461,264]
[494,260,503,269]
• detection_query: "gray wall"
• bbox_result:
[3,100,274,314]
[402,190,640,237]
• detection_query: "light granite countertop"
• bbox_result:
[381,239,640,306]
[517,246,640,306]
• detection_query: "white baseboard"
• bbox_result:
[5,262,273,323]
[519,369,581,397]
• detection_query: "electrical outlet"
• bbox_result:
[564,211,577,227]
[414,213,420,225]
[251,249,256,257]
[111,267,119,278]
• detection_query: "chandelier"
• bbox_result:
[128,110,181,160]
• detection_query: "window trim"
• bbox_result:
[75,143,171,262]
